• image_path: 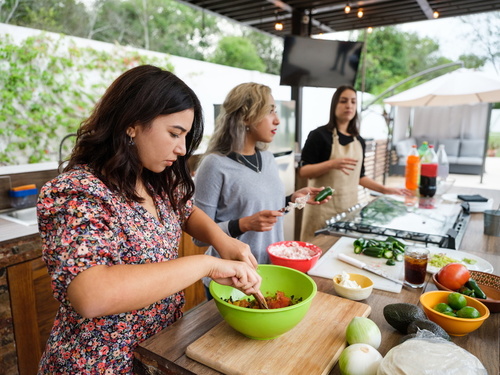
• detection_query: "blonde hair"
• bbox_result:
[205,82,271,155]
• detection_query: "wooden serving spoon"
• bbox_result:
[253,291,269,309]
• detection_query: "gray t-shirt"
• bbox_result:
[193,151,286,272]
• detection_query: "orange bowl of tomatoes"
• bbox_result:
[433,263,500,313]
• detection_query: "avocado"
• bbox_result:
[407,319,451,341]
[383,303,427,334]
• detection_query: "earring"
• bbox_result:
[129,136,135,146]
[245,126,250,132]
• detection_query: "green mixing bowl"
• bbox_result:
[209,264,318,340]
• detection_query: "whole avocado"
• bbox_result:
[383,303,427,334]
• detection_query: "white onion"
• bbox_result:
[345,317,382,349]
[338,343,383,375]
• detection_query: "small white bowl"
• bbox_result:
[333,273,374,301]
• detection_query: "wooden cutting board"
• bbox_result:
[185,292,371,375]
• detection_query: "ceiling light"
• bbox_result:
[433,10,439,18]
[275,21,284,31]
[357,9,364,18]
[344,3,351,14]
[367,27,373,33]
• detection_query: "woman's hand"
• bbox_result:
[292,187,333,205]
[208,258,262,295]
[383,186,413,196]
[239,210,283,233]
[214,236,259,269]
[328,157,358,175]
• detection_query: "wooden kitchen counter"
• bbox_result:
[134,187,500,375]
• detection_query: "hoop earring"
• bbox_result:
[129,136,135,146]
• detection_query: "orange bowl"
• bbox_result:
[433,271,500,313]
[419,291,490,336]
[267,241,322,273]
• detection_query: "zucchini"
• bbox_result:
[465,278,487,299]
[363,247,384,258]
[353,238,366,254]
[395,253,404,262]
[383,250,394,259]
[315,186,334,201]
[386,259,396,266]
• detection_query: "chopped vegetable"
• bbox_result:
[351,237,407,264]
[429,253,477,268]
[462,258,477,265]
[223,291,302,309]
[429,253,460,268]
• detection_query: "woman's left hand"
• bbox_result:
[215,236,259,269]
[292,187,332,205]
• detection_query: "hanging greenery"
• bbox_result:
[0,32,173,165]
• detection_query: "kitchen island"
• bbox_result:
[133,186,500,375]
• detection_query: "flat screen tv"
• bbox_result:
[280,35,363,88]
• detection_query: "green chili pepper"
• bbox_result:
[466,279,487,299]
[315,186,334,201]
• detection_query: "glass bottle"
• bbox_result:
[419,145,438,198]
[437,144,449,182]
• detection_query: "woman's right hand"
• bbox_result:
[239,210,283,232]
[208,258,262,295]
[329,157,358,175]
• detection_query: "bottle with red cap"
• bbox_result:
[419,145,438,197]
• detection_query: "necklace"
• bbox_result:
[236,151,261,173]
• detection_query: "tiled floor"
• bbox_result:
[386,157,500,191]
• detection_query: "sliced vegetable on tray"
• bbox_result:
[352,237,406,265]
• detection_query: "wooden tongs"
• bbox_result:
[253,292,269,309]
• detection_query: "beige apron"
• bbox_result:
[300,129,363,243]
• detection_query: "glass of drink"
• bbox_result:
[404,247,429,288]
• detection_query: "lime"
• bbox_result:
[443,311,457,317]
[433,303,453,314]
[447,292,467,310]
[456,306,481,319]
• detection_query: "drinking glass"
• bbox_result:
[404,247,429,288]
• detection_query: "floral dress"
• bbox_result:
[37,165,191,374]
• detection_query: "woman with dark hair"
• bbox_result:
[298,85,407,242]
[37,65,261,373]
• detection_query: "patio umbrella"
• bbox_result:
[384,69,500,107]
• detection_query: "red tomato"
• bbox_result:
[436,263,470,290]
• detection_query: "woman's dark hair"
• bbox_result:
[65,64,204,211]
[325,85,359,137]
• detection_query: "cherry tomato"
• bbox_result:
[436,263,470,291]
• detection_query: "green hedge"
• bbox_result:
[0,32,173,165]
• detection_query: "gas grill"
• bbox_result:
[315,195,470,249]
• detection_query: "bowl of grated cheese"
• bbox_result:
[333,272,374,301]
[267,241,322,273]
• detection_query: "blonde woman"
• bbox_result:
[194,83,328,296]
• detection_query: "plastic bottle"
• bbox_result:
[405,145,420,191]
[419,145,438,197]
[418,141,429,158]
[437,144,449,182]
